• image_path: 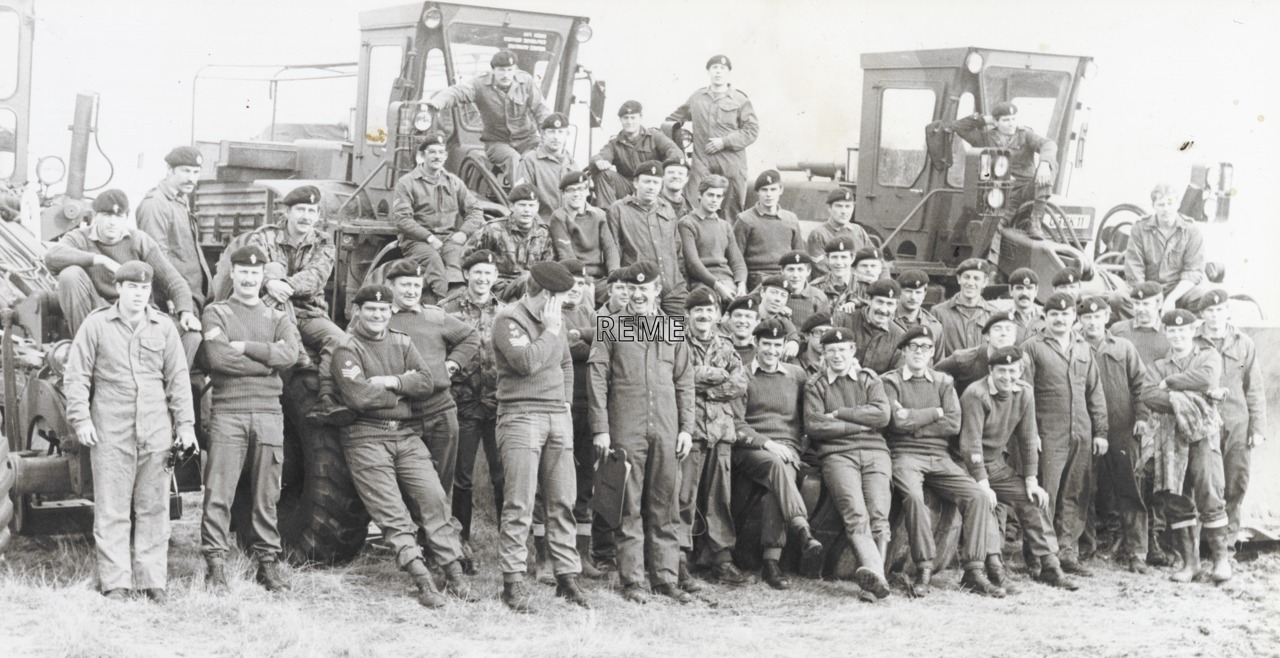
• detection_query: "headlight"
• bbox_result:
[993,154,1010,178]
[979,152,992,180]
[422,6,442,29]
[986,188,1005,209]
[965,52,983,74]
[1082,61,1099,79]
[575,23,593,43]
[36,156,66,185]
[413,110,433,132]
[1203,163,1220,189]
[1220,163,1233,192]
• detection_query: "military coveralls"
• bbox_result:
[932,294,998,361]
[199,297,302,562]
[136,178,211,308]
[1123,215,1210,311]
[684,330,748,565]
[63,304,195,592]
[667,86,760,220]
[392,164,486,293]
[1195,324,1266,543]
[429,70,552,184]
[463,217,555,303]
[330,322,464,571]
[607,195,689,315]
[491,297,580,582]
[830,307,906,375]
[1022,333,1109,561]
[588,311,696,588]
[515,145,578,219]
[733,203,804,290]
[590,127,684,209]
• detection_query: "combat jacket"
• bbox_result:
[1195,324,1267,437]
[945,114,1058,181]
[1011,305,1047,344]
[429,70,551,145]
[804,221,871,264]
[464,217,554,279]
[592,127,682,180]
[440,289,502,417]
[136,178,211,307]
[516,145,578,216]
[1140,346,1223,413]
[607,195,685,289]
[831,306,905,375]
[688,331,748,446]
[1124,215,1205,294]
[933,294,998,360]
[220,224,335,319]
[392,165,485,243]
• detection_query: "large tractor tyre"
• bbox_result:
[0,437,13,552]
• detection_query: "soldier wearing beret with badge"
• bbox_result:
[721,293,762,365]
[1008,267,1047,342]
[62,261,198,603]
[1051,267,1083,300]
[935,311,1021,395]
[548,170,619,307]
[607,160,689,315]
[1110,282,1172,367]
[515,113,579,218]
[933,258,999,360]
[778,250,830,333]
[136,145,212,310]
[659,159,694,219]
[805,188,871,269]
[592,100,683,209]
[893,269,943,349]
[734,170,804,291]
[199,245,303,593]
[830,279,906,375]
[463,183,555,303]
[811,238,856,308]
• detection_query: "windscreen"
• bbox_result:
[981,67,1072,138]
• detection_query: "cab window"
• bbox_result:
[364,44,405,149]
[0,108,15,179]
[0,8,17,99]
[981,67,1071,138]
[877,88,936,188]
[946,91,975,188]
[445,23,563,133]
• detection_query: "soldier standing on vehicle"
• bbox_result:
[1124,183,1212,313]
[427,49,551,186]
[330,284,478,609]
[491,262,589,611]
[933,259,999,360]
[386,259,480,499]
[679,174,747,303]
[608,161,688,315]
[1021,293,1109,575]
[591,100,684,208]
[136,146,212,310]
[463,183,555,303]
[936,102,1055,240]
[515,113,578,218]
[667,55,760,220]
[805,188,871,270]
[63,261,198,603]
[441,250,505,573]
[548,171,619,307]
[936,312,1021,395]
[734,170,803,290]
[393,134,486,299]
[1195,289,1266,556]
[893,269,944,347]
[46,190,203,363]
[199,246,302,593]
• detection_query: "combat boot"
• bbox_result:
[502,580,536,613]
[576,534,604,580]
[849,534,890,600]
[1059,552,1094,577]
[205,557,229,592]
[621,583,650,604]
[678,552,705,593]
[793,522,824,560]
[1170,528,1199,584]
[960,568,1007,598]
[103,588,129,602]
[1036,563,1080,591]
[985,554,1016,595]
[1206,526,1233,584]
[256,559,290,592]
[144,588,169,605]
[1127,556,1150,575]
[654,582,693,604]
[913,565,933,598]
[443,561,480,602]
[1022,217,1048,241]
[555,574,591,609]
[709,560,753,586]
[762,559,791,590]
[407,559,447,609]
[1146,526,1172,567]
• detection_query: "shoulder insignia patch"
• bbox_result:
[340,360,362,380]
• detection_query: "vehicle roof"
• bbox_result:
[359,2,589,30]
[861,47,1091,70]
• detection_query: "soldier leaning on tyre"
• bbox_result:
[199,245,302,593]
[328,284,478,609]
[62,260,198,604]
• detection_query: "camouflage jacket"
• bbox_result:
[688,330,748,445]
[463,218,554,279]
[440,289,504,417]
[216,224,335,319]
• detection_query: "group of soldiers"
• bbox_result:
[52,51,1264,613]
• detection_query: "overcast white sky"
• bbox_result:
[18,0,1280,307]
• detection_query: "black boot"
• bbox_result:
[443,561,479,602]
[960,568,1007,598]
[913,565,933,598]
[205,556,229,592]
[985,554,1016,595]
[555,573,591,608]
[307,393,356,427]
[1036,560,1080,591]
[577,534,604,580]
[502,580,535,613]
[256,559,290,592]
[678,552,705,593]
[407,560,447,609]
[794,524,824,561]
[709,561,753,586]
[1206,526,1233,584]
[762,559,791,590]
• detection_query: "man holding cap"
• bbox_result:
[592,100,683,208]
[734,170,803,290]
[938,102,1057,240]
[893,269,943,346]
[1021,292,1109,575]
[464,183,554,303]
[936,311,1021,395]
[933,258,998,360]
[667,55,760,220]
[516,113,578,217]
[589,261,697,604]
[491,261,589,611]
[47,189,203,362]
[1124,183,1211,313]
[831,279,906,375]
[63,260,198,603]
[805,188,871,269]
[198,245,302,593]
[427,49,551,185]
[393,133,485,297]
[680,174,748,303]
[549,170,619,307]
[1009,267,1046,342]
[137,145,211,309]
[607,160,688,314]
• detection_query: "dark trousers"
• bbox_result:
[1042,435,1092,560]
[452,410,502,541]
[986,461,1062,568]
[200,412,285,561]
[616,430,681,587]
[732,446,807,561]
[1153,437,1228,530]
[891,452,992,571]
[571,400,594,531]
[679,440,736,564]
[1222,420,1252,543]
[1091,437,1148,559]
[420,408,460,504]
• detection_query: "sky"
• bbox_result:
[14,0,1280,310]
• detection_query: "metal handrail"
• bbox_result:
[882,188,964,246]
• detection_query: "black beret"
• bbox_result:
[663,158,689,171]
[759,275,788,292]
[559,259,586,277]
[753,318,788,340]
[897,269,929,290]
[706,54,732,70]
[824,237,855,254]
[897,325,936,350]
[820,327,855,346]
[635,160,663,178]
[606,268,627,284]
[164,146,203,168]
[114,260,153,284]
[490,50,516,68]
[826,188,855,204]
[617,100,643,117]
[982,311,1016,334]
[866,279,902,300]
[560,171,590,190]
[417,133,447,151]
[1077,295,1110,316]
[778,250,813,267]
[540,113,569,130]
[385,259,426,281]
[508,184,539,204]
[620,261,661,285]
[754,169,781,191]
[1051,268,1081,287]
[530,261,575,293]
[726,295,759,315]
[992,102,1018,119]
[685,287,719,310]
[353,284,393,306]
[1009,267,1039,287]
[1199,288,1230,312]
[1044,292,1077,312]
[229,245,268,267]
[1130,282,1163,301]
[801,312,833,333]
[1162,309,1197,327]
[282,185,321,207]
[853,248,881,267]
[987,345,1023,367]
[462,250,498,271]
[955,258,987,276]
[92,189,129,216]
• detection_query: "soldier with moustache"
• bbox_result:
[831,279,906,375]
